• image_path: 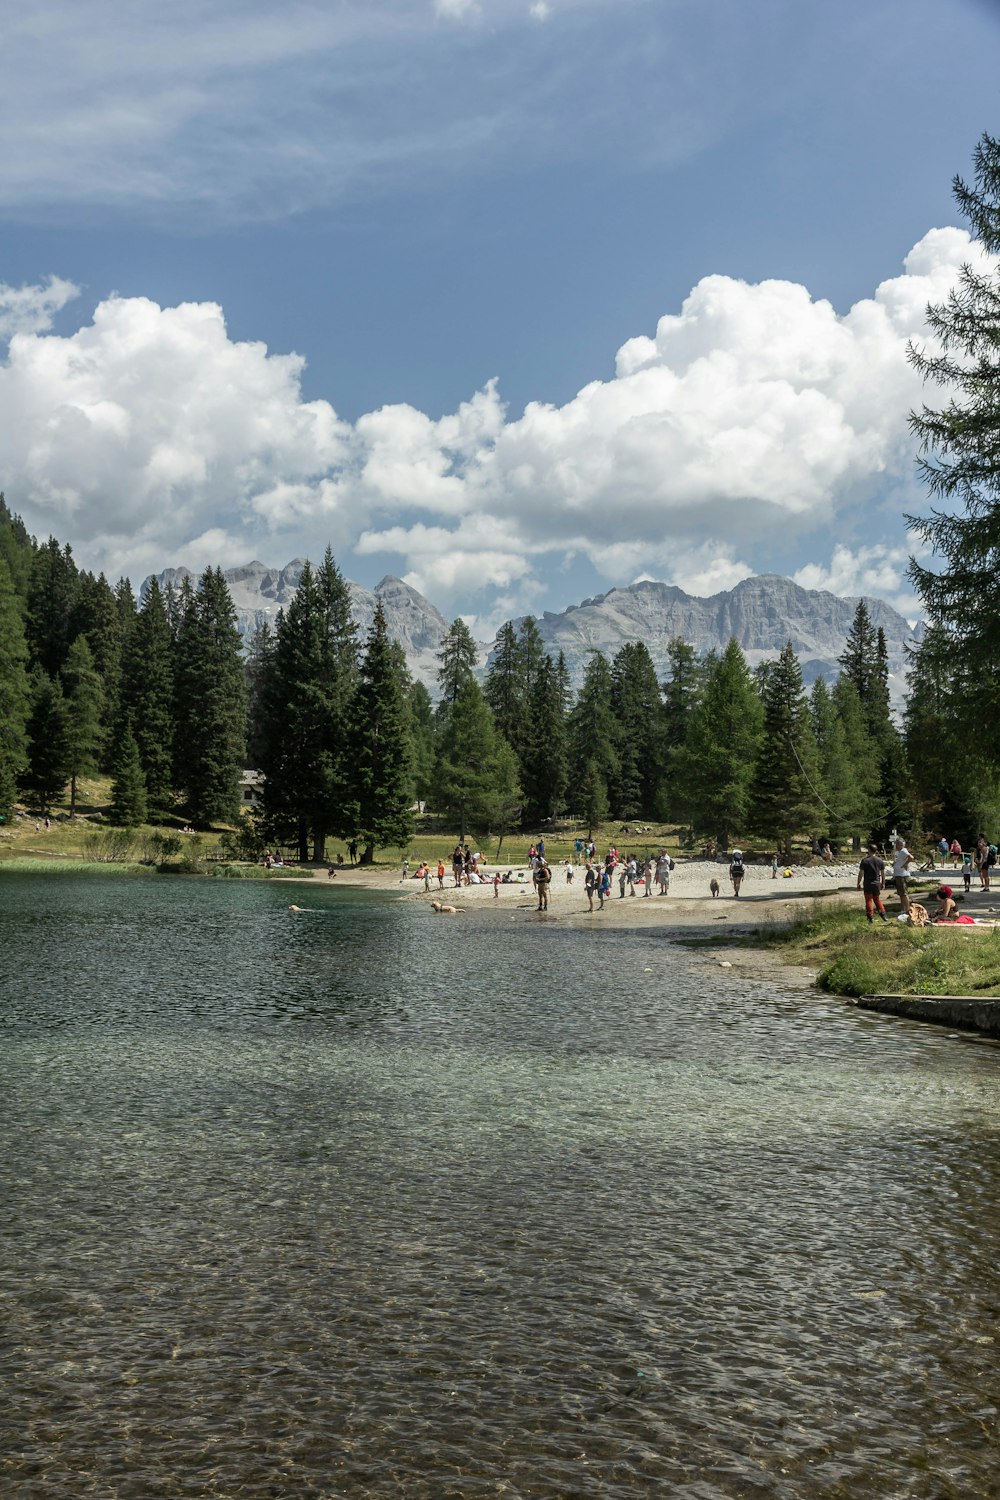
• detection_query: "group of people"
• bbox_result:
[579,848,675,911]
[857,831,998,923]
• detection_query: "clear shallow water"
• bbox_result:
[2,872,999,1499]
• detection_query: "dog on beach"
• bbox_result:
[709,879,720,898]
[431,900,464,914]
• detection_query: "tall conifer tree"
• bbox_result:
[749,645,825,856]
[0,556,30,818]
[346,602,414,863]
[173,568,246,827]
[121,579,175,812]
[671,639,763,848]
[62,636,104,815]
[20,668,71,814]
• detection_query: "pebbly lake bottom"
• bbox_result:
[2,871,999,1498]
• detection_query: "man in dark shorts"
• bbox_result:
[534,859,551,910]
[857,842,888,923]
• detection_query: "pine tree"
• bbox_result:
[62,636,104,815]
[259,555,358,861]
[20,669,71,814]
[902,627,1000,839]
[25,538,78,678]
[0,494,36,599]
[484,621,523,747]
[578,757,610,839]
[407,679,436,806]
[315,548,359,854]
[120,579,175,812]
[109,724,148,827]
[70,572,124,756]
[748,645,825,856]
[520,654,568,823]
[517,617,545,704]
[810,676,870,850]
[830,675,885,849]
[346,602,414,863]
[437,618,478,707]
[838,600,877,711]
[567,651,619,816]
[433,679,521,840]
[661,637,703,749]
[671,639,763,848]
[0,556,30,819]
[609,642,662,818]
[173,568,246,828]
[244,620,274,772]
[907,133,1000,700]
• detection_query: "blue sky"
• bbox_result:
[1,0,998,630]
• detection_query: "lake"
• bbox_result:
[2,870,999,1498]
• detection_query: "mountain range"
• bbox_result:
[142,562,920,699]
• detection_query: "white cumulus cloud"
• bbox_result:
[0,275,80,339]
[0,225,990,612]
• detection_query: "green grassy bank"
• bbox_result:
[758,902,1000,998]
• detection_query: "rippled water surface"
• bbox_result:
[3,871,1000,1498]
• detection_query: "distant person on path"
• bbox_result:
[771,854,778,879]
[891,837,912,915]
[858,843,888,923]
[949,838,962,868]
[729,849,745,898]
[348,838,357,865]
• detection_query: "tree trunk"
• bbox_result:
[313,831,326,863]
[360,843,375,865]
[297,817,309,864]
[459,803,466,843]
[70,774,77,816]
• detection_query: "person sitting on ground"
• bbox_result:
[933,885,959,922]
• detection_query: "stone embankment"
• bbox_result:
[855,994,1000,1038]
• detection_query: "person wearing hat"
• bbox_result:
[933,885,959,922]
[729,848,746,897]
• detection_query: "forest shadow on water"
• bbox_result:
[3,871,1000,1498]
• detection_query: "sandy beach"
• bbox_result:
[313,855,870,932]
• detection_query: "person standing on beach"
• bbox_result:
[643,857,653,897]
[891,837,912,915]
[584,862,598,911]
[858,842,888,922]
[729,849,745,898]
[534,859,551,910]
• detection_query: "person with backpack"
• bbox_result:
[533,859,552,911]
[729,848,746,897]
[584,862,598,911]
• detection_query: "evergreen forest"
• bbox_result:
[3,492,998,864]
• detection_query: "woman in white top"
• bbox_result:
[891,838,912,915]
